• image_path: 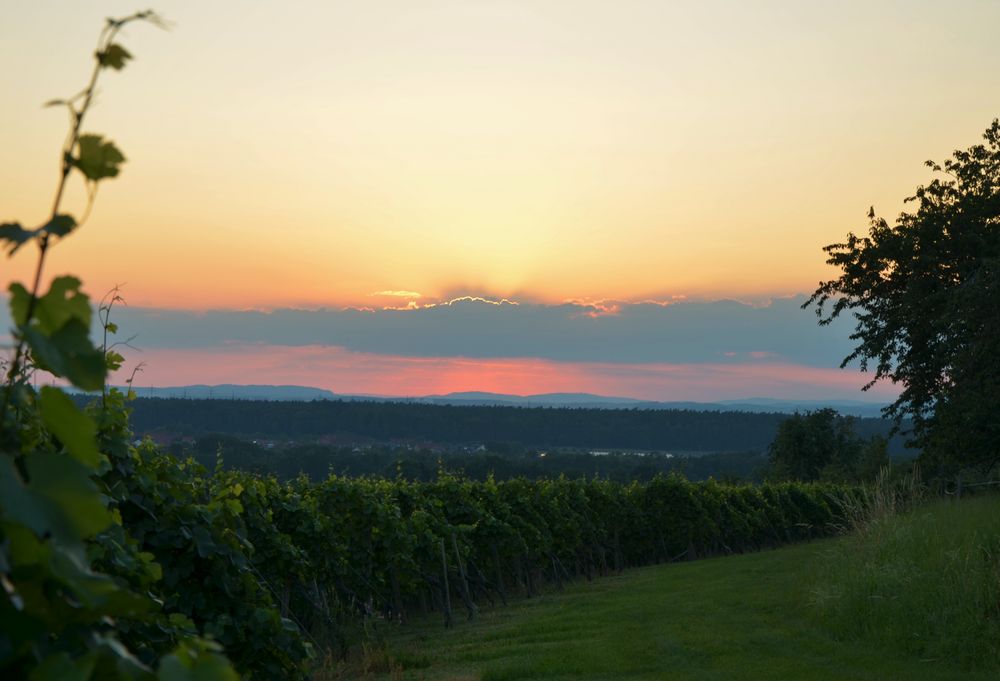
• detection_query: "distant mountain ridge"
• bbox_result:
[124,384,340,401]
[116,384,889,417]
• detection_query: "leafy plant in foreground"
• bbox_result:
[0,12,239,680]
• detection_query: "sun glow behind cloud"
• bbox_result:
[2,2,999,311]
[372,290,423,298]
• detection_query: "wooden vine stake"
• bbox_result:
[439,539,453,628]
[451,532,478,620]
[491,543,508,605]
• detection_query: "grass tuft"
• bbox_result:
[812,494,1000,670]
[836,466,925,536]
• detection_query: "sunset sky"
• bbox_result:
[3,1,999,400]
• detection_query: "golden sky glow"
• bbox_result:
[3,1,1000,311]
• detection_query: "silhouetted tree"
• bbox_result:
[768,409,869,482]
[806,120,1000,474]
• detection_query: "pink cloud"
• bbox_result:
[110,344,899,403]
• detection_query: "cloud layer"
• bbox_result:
[3,294,887,400]
[96,295,858,368]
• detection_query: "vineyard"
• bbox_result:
[0,11,933,681]
[4,383,856,679]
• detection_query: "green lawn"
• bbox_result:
[358,537,991,681]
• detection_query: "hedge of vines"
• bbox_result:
[109,432,854,676]
[215,458,852,660]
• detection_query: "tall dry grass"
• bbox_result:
[813,481,1000,670]
[836,466,925,536]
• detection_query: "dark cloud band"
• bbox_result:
[72,295,857,367]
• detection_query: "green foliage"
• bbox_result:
[1,12,242,681]
[41,214,78,239]
[38,386,100,467]
[0,215,77,255]
[806,119,1000,474]
[218,467,852,658]
[126,397,908,455]
[72,134,127,182]
[10,276,105,390]
[768,409,888,482]
[104,441,311,678]
[0,451,109,543]
[813,496,1000,670]
[374,538,988,681]
[180,434,770,483]
[99,44,133,71]
[0,222,33,254]
[855,435,890,482]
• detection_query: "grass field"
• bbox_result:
[345,506,998,681]
[814,495,1000,668]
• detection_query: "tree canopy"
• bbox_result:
[806,120,1000,473]
[767,409,888,483]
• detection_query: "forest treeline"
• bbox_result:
[126,397,910,455]
[181,435,770,483]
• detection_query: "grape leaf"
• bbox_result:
[0,222,36,255]
[31,276,92,335]
[72,135,126,182]
[42,214,77,238]
[99,43,133,71]
[25,321,106,391]
[38,387,101,469]
[0,453,111,547]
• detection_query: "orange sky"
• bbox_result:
[3,3,998,400]
[4,2,999,310]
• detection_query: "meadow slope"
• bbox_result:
[362,533,992,681]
